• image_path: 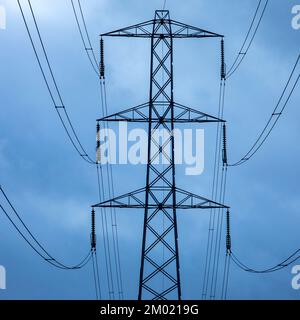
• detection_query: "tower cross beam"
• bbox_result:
[101,10,223,39]
[96,102,225,123]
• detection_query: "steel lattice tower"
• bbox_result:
[93,10,228,300]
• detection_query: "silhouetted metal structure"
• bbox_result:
[93,10,228,300]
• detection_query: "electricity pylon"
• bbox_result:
[93,10,228,300]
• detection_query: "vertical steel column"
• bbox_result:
[138,10,181,300]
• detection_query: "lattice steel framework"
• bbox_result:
[93,10,228,300]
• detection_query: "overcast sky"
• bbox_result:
[0,0,300,300]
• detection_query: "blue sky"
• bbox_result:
[0,0,300,300]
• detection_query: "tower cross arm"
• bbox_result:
[169,19,223,38]
[100,14,223,38]
[96,102,226,123]
[92,187,229,210]
[101,19,155,38]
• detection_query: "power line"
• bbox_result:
[221,253,231,299]
[95,165,111,299]
[17,0,95,164]
[71,0,99,76]
[77,0,98,66]
[203,39,228,300]
[27,0,95,164]
[91,252,99,299]
[223,54,300,296]
[95,82,124,300]
[215,2,299,296]
[204,1,285,297]
[204,39,230,300]
[226,0,269,79]
[210,166,228,299]
[229,54,300,166]
[71,0,123,299]
[202,81,224,299]
[91,250,102,299]
[96,164,116,300]
[221,195,300,276]
[0,185,91,270]
[202,81,226,300]
[70,0,124,298]
[209,85,228,300]
[231,249,300,274]
[100,80,124,299]
[94,251,102,298]
[15,0,104,299]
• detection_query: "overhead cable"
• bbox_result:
[229,54,300,166]
[17,0,95,164]
[226,0,269,79]
[0,185,91,270]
